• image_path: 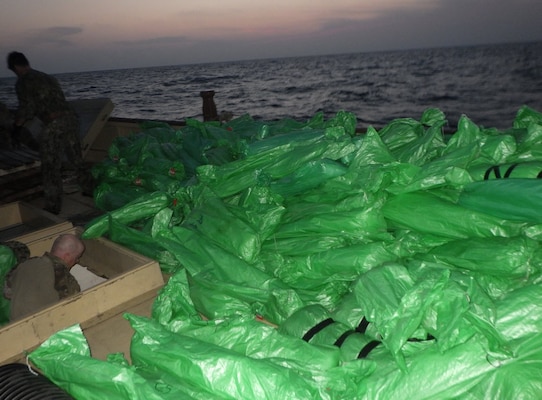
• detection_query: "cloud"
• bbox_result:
[307,0,542,53]
[24,26,83,46]
[317,17,365,34]
[115,35,190,47]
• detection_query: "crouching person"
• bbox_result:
[4,234,84,321]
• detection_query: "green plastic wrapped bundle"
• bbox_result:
[348,262,510,370]
[153,283,342,371]
[513,105,542,129]
[468,162,542,181]
[130,171,182,194]
[444,114,518,168]
[108,218,181,273]
[261,241,397,289]
[93,182,149,211]
[378,117,426,153]
[155,227,304,323]
[83,191,171,238]
[269,159,348,197]
[279,304,381,362]
[385,144,475,195]
[357,283,542,399]
[180,196,284,263]
[419,235,540,277]
[382,190,527,239]
[243,127,327,156]
[28,324,201,400]
[459,178,542,223]
[388,121,447,166]
[128,315,322,400]
[141,157,185,181]
[197,126,356,198]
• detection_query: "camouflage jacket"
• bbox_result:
[3,252,81,301]
[15,69,75,124]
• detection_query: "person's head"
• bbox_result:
[50,234,85,268]
[7,52,30,75]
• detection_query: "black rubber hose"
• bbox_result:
[0,363,74,399]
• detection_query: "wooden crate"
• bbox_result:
[0,227,164,364]
[0,201,72,243]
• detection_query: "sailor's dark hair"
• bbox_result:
[7,51,29,71]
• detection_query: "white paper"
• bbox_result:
[71,264,108,291]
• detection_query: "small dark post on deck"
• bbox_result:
[200,90,218,121]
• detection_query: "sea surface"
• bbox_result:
[1,41,541,130]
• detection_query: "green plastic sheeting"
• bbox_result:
[24,105,542,398]
[458,179,542,223]
[0,245,17,325]
[82,191,172,239]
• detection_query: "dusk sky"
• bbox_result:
[1,0,541,77]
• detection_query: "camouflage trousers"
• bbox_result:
[41,114,93,214]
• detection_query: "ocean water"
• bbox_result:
[1,41,541,130]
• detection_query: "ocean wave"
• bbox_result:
[0,42,540,130]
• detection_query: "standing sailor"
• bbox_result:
[6,51,93,214]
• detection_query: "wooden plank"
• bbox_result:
[82,293,156,362]
[83,118,142,164]
[0,150,40,172]
[69,98,115,159]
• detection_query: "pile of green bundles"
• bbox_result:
[28,106,542,399]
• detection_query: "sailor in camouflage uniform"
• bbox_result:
[7,51,93,214]
[4,234,84,320]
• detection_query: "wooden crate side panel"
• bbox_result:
[0,261,163,364]
[84,119,141,164]
[18,202,65,225]
[80,236,154,278]
[69,98,115,159]
[0,202,71,242]
[0,202,24,229]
